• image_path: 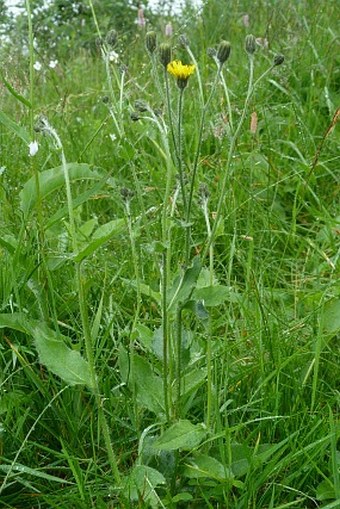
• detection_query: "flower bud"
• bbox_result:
[245,34,256,55]
[273,54,284,66]
[130,112,141,121]
[120,187,135,202]
[217,40,231,65]
[207,47,217,59]
[179,34,189,48]
[106,29,117,48]
[134,100,148,112]
[159,42,172,68]
[146,31,157,54]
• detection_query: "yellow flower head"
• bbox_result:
[167,60,195,89]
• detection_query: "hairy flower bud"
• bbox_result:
[207,47,217,59]
[134,100,148,112]
[217,40,231,65]
[273,54,285,66]
[146,31,157,54]
[159,43,172,68]
[179,34,189,48]
[106,29,117,48]
[245,34,256,55]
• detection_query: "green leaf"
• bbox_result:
[0,312,30,333]
[193,285,239,306]
[321,299,340,333]
[172,492,193,503]
[154,420,206,451]
[45,177,110,230]
[0,72,32,108]
[74,219,125,262]
[31,324,94,388]
[181,368,207,398]
[230,443,251,477]
[167,257,202,312]
[19,163,101,217]
[0,111,30,144]
[316,479,336,501]
[0,463,72,484]
[131,354,164,415]
[184,453,234,481]
[134,323,154,351]
[127,465,165,507]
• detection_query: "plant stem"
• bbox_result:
[161,251,170,422]
[177,88,187,211]
[164,70,179,165]
[175,307,183,419]
[44,119,121,485]
[185,68,221,262]
[201,57,275,261]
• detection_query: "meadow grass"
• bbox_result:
[0,0,339,507]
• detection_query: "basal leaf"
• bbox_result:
[321,299,340,333]
[154,420,206,451]
[31,324,94,388]
[193,285,239,306]
[20,163,101,217]
[127,464,165,507]
[131,354,164,415]
[184,453,233,481]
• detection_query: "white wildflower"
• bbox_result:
[29,141,39,157]
[49,60,58,69]
[33,61,42,71]
[109,133,117,142]
[108,50,119,63]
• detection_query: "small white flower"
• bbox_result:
[109,133,117,142]
[108,50,119,63]
[49,59,58,69]
[0,166,6,176]
[29,141,39,157]
[33,61,42,71]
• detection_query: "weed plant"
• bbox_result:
[0,0,339,508]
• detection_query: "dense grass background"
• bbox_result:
[0,0,339,507]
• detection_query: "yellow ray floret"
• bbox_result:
[167,60,195,81]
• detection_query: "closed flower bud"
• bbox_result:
[130,112,141,121]
[146,31,157,54]
[179,34,189,48]
[273,54,284,66]
[159,42,172,68]
[134,100,148,112]
[245,34,256,55]
[207,47,217,59]
[106,29,117,48]
[217,40,231,65]
[120,187,135,202]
